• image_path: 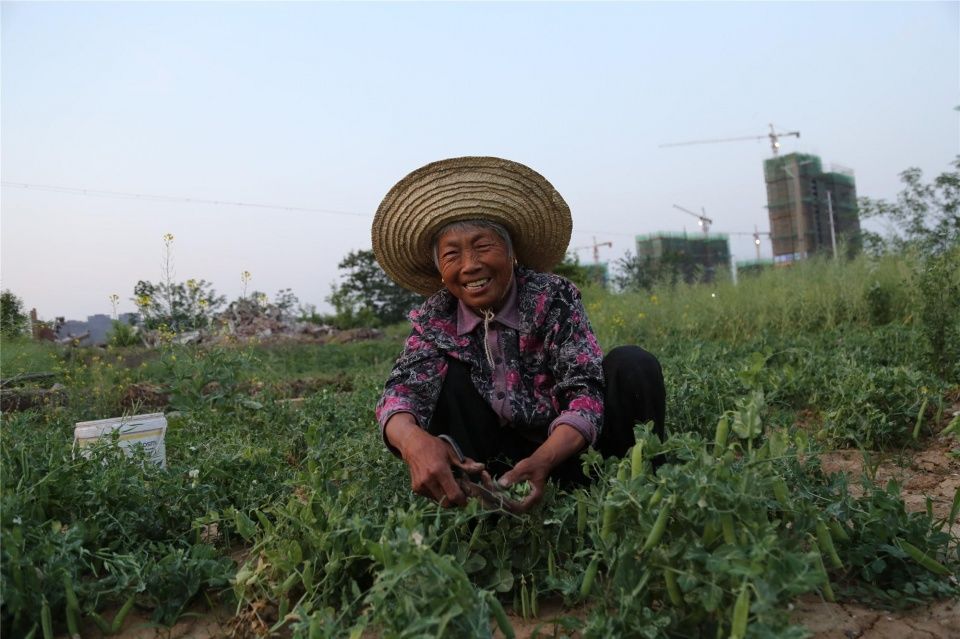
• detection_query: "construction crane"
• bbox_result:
[672,204,713,235]
[572,236,613,264]
[660,123,800,156]
[727,226,772,260]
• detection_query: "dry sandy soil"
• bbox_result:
[84,427,960,639]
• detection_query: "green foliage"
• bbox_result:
[133,278,225,333]
[915,247,960,378]
[1,289,29,339]
[612,250,717,292]
[553,254,595,289]
[160,344,260,411]
[107,319,141,347]
[859,157,960,256]
[327,249,423,328]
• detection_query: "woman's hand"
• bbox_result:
[497,424,586,513]
[385,413,484,507]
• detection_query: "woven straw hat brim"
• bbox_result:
[372,157,572,296]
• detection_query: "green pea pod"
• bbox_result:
[520,575,530,620]
[642,506,671,553]
[730,583,750,639]
[913,396,928,440]
[702,518,719,546]
[900,539,951,576]
[580,556,601,598]
[816,521,843,569]
[487,593,515,639]
[631,441,645,479]
[600,502,616,544]
[89,611,113,635]
[281,571,300,593]
[828,520,850,543]
[772,478,790,509]
[648,486,664,509]
[438,526,452,555]
[530,574,539,618]
[664,569,682,606]
[948,487,960,531]
[63,573,80,612]
[576,498,588,536]
[813,547,836,602]
[40,597,53,639]
[547,545,556,580]
[721,514,736,546]
[111,594,136,634]
[301,560,314,591]
[714,415,730,455]
[308,613,323,639]
[468,520,484,550]
[66,604,81,639]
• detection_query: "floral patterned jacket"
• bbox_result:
[375,266,605,448]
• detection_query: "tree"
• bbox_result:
[327,250,424,327]
[0,290,28,338]
[552,254,593,289]
[133,278,226,333]
[612,251,697,292]
[859,157,959,256]
[859,157,960,377]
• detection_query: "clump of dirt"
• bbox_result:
[119,382,169,411]
[792,595,960,638]
[818,433,959,520]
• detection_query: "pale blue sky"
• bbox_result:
[2,1,958,319]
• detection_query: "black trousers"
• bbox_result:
[429,346,666,485]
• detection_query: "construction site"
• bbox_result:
[635,125,864,282]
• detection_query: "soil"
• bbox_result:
[818,432,960,521]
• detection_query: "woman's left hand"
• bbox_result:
[497,424,586,513]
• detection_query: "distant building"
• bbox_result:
[764,153,861,264]
[57,313,138,346]
[635,232,731,283]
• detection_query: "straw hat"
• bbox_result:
[372,156,572,296]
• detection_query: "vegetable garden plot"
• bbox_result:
[3,254,959,639]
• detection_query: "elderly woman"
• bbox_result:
[372,157,665,512]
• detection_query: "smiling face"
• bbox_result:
[435,224,514,313]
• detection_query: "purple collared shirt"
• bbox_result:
[376,266,605,452]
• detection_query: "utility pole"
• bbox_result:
[826,190,838,259]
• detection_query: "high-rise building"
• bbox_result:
[635,232,731,283]
[764,153,861,264]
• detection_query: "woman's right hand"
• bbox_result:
[384,413,483,507]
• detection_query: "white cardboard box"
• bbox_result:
[73,412,168,468]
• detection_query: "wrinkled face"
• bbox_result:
[435,226,514,312]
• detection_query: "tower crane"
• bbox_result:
[672,204,713,235]
[726,226,772,261]
[660,123,800,156]
[572,236,613,264]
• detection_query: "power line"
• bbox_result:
[1,181,371,218]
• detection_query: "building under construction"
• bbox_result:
[764,153,861,263]
[635,232,731,283]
